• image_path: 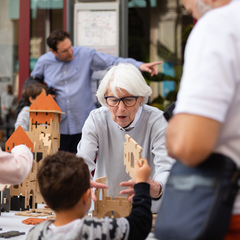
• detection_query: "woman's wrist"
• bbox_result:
[152,183,163,200]
[148,178,163,200]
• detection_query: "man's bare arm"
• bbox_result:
[166,113,221,166]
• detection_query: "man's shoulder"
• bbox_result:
[196,2,238,32]
[37,51,55,63]
[73,46,95,55]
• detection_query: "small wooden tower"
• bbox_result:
[92,134,143,219]
[5,93,64,210]
[28,92,64,155]
[92,177,132,219]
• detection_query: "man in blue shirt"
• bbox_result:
[30,30,161,153]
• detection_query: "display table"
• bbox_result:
[0,211,42,239]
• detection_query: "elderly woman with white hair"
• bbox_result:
[76,63,174,212]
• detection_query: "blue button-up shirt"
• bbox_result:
[31,46,142,135]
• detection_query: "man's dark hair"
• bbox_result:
[37,151,90,211]
[46,30,71,52]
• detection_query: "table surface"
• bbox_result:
[0,211,36,240]
[0,211,157,240]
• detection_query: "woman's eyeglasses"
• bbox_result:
[104,96,139,107]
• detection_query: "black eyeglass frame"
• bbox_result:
[104,96,139,107]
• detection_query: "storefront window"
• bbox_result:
[128,0,193,109]
[30,0,63,70]
[0,0,64,147]
[0,0,19,145]
[0,0,193,146]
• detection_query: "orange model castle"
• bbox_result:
[5,92,64,210]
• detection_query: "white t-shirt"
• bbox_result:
[174,0,240,214]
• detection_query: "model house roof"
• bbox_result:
[29,92,64,114]
[5,126,33,152]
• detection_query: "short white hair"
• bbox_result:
[96,63,152,107]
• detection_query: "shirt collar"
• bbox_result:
[117,105,143,132]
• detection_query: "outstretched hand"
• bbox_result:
[119,159,151,201]
[120,180,135,201]
[90,180,108,202]
[139,61,162,76]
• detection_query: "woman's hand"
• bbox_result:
[119,180,136,201]
[90,180,108,202]
[119,159,152,201]
[119,177,162,200]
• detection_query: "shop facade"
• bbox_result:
[0,0,193,110]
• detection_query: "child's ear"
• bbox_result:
[29,96,35,104]
[82,188,91,204]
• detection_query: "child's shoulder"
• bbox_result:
[26,219,53,240]
[27,217,130,240]
[81,216,129,239]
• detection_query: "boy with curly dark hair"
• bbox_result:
[27,151,152,240]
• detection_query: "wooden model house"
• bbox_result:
[92,176,132,218]
[92,134,142,218]
[5,93,64,210]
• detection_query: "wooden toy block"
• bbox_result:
[0,231,25,238]
[15,208,54,217]
[151,213,157,232]
[92,177,131,219]
[124,134,143,181]
[22,218,47,225]
[1,188,10,213]
[0,184,11,214]
[94,177,107,203]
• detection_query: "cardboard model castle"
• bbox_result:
[5,92,64,210]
